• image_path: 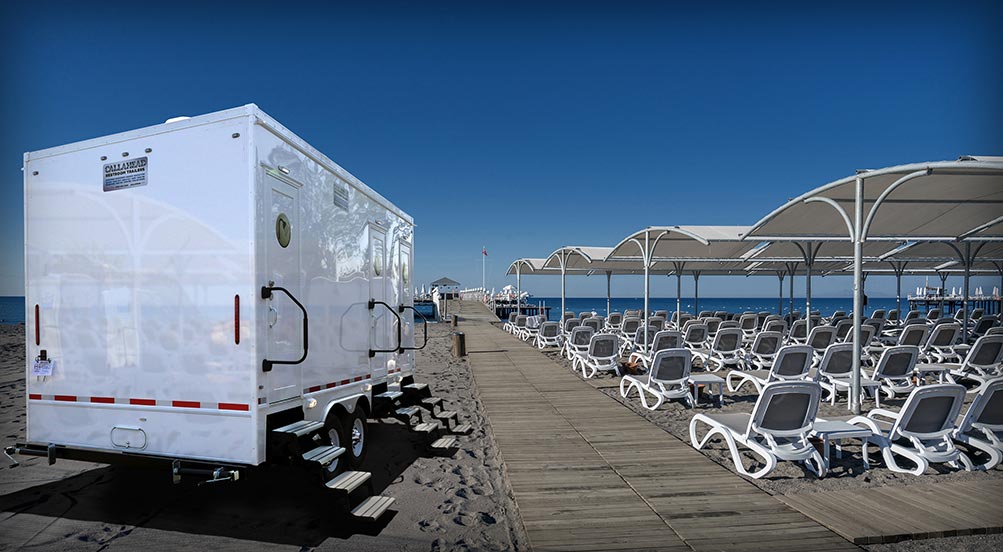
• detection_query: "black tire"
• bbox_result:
[322,411,349,479]
[342,408,368,469]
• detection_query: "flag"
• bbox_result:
[482,246,488,256]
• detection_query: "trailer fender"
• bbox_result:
[321,393,370,423]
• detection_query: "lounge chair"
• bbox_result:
[969,315,998,342]
[872,309,887,320]
[561,317,581,338]
[848,384,972,475]
[704,317,723,339]
[945,335,1003,388]
[682,323,709,353]
[512,315,528,339]
[727,344,814,393]
[620,348,695,410]
[619,316,642,339]
[521,316,542,342]
[628,330,683,368]
[535,321,562,349]
[578,311,592,320]
[696,327,744,371]
[606,312,623,331]
[871,345,921,402]
[886,309,900,325]
[921,322,962,363]
[738,313,759,342]
[562,311,575,322]
[806,325,837,361]
[743,331,783,370]
[582,317,603,333]
[654,310,669,320]
[763,319,787,335]
[952,377,1003,470]
[648,316,666,331]
[573,333,621,379]
[812,342,881,406]
[690,381,825,479]
[787,319,808,344]
[833,319,853,342]
[503,312,518,333]
[926,308,942,323]
[563,326,594,361]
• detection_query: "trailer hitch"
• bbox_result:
[3,446,19,468]
[172,460,240,486]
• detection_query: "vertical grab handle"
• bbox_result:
[398,305,429,351]
[368,300,402,358]
[261,286,308,372]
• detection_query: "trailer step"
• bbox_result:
[421,397,443,408]
[302,445,345,467]
[375,391,403,401]
[351,495,395,521]
[275,420,325,437]
[325,470,371,493]
[451,423,473,435]
[395,406,421,419]
[413,422,439,434]
[404,383,429,392]
[430,436,458,450]
[434,410,458,421]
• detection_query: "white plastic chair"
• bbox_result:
[620,348,695,410]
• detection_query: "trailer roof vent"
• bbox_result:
[333,176,349,211]
[164,116,191,124]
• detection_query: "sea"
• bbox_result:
[526,296,905,322]
[0,297,23,324]
[0,295,907,326]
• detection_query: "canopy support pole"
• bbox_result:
[777,271,785,315]
[606,270,612,318]
[560,252,567,319]
[693,271,701,315]
[674,262,686,329]
[643,231,651,353]
[787,262,797,321]
[963,242,972,341]
[939,272,949,313]
[889,261,907,316]
[516,264,522,316]
[851,176,864,415]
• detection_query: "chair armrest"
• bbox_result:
[867,408,901,422]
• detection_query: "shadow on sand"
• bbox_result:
[0,421,433,547]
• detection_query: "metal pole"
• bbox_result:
[895,265,902,315]
[789,265,795,319]
[851,177,864,414]
[778,272,784,314]
[693,272,700,315]
[805,242,813,333]
[963,242,971,341]
[939,272,949,313]
[676,269,682,325]
[516,265,521,316]
[643,231,650,352]
[560,253,566,319]
[606,270,612,318]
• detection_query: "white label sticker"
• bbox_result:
[103,157,148,191]
[32,359,54,377]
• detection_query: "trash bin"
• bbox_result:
[452,332,466,357]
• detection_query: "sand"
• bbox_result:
[0,323,527,551]
[536,333,1003,550]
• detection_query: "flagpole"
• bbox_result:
[482,246,486,295]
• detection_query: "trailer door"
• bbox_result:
[398,240,414,375]
[369,226,390,382]
[265,177,302,403]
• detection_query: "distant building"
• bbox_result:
[430,277,461,299]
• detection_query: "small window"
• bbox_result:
[275,213,291,248]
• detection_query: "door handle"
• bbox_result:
[261,286,308,372]
[398,305,429,351]
[368,300,402,358]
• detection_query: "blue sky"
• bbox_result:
[2,1,1001,298]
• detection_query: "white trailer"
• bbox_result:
[11,105,457,520]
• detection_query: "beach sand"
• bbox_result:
[0,322,526,551]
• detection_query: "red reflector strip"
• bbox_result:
[353,376,364,382]
[29,393,42,400]
[90,396,115,404]
[130,398,156,406]
[54,395,76,402]
[218,402,249,411]
[34,304,40,346]
[172,400,200,408]
[325,382,337,389]
[308,385,322,393]
[340,379,350,386]
[234,294,240,345]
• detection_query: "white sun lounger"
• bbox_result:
[813,342,881,406]
[727,344,814,394]
[944,335,1003,388]
[563,325,594,361]
[628,330,683,368]
[690,381,825,479]
[743,331,783,370]
[535,321,562,349]
[620,348,695,410]
[848,383,972,475]
[573,333,620,379]
[952,377,1003,471]
[696,327,744,372]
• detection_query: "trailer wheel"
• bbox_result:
[322,412,348,478]
[342,409,368,468]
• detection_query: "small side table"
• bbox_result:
[915,363,951,384]
[689,374,724,407]
[811,419,873,472]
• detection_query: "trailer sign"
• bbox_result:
[103,157,148,191]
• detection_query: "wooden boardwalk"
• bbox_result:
[779,480,1003,544]
[459,302,857,551]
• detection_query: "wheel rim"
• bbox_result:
[326,426,341,473]
[351,418,365,457]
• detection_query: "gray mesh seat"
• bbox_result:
[743,331,784,370]
[871,345,921,403]
[945,335,1003,387]
[563,326,594,362]
[573,333,621,379]
[582,317,603,333]
[812,342,881,406]
[691,381,825,479]
[628,330,684,368]
[682,323,709,355]
[952,377,1003,470]
[788,319,808,344]
[922,323,962,363]
[728,344,814,394]
[848,384,972,475]
[606,312,623,331]
[620,349,695,410]
[698,328,744,371]
[535,321,562,349]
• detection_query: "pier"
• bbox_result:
[906,295,1002,315]
[493,303,552,321]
